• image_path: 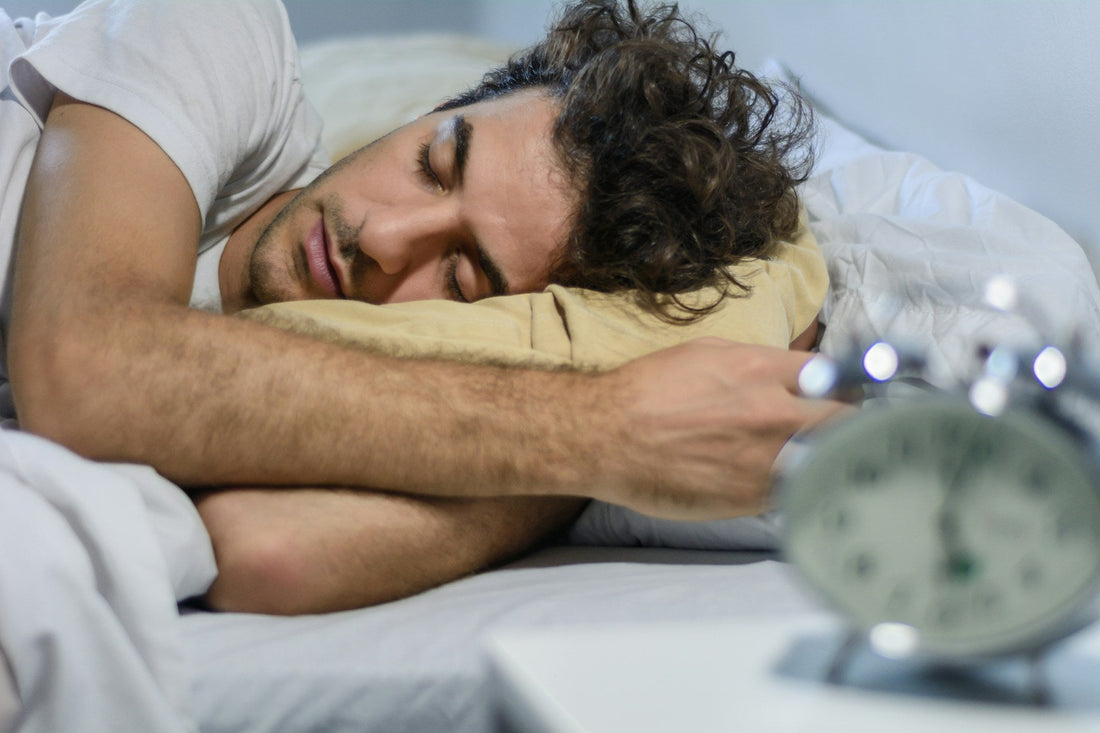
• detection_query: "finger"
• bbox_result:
[794,353,836,397]
[797,354,873,408]
[799,396,856,430]
[770,349,818,394]
[703,338,816,391]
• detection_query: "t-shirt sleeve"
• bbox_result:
[9,0,323,224]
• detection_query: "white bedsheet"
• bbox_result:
[0,430,215,733]
[183,547,816,733]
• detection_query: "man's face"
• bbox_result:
[221,89,575,312]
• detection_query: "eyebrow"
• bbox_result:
[448,114,509,297]
[451,114,472,186]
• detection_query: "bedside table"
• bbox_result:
[488,614,1100,733]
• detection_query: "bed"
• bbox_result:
[3,2,1100,732]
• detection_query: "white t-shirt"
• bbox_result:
[0,0,330,417]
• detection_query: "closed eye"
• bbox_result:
[417,142,442,189]
[446,250,470,303]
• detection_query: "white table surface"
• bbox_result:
[488,614,1100,733]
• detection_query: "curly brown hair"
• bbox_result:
[437,0,814,319]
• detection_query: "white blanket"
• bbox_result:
[0,430,215,733]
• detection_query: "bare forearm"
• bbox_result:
[196,488,586,614]
[13,298,615,495]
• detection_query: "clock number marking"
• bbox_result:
[978,589,1002,615]
[822,506,851,534]
[889,433,918,463]
[1028,466,1052,497]
[886,584,913,615]
[1056,511,1084,543]
[1018,560,1043,589]
[938,604,961,628]
[849,460,881,486]
[848,551,876,580]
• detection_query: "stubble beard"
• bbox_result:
[247,192,309,306]
[247,140,382,306]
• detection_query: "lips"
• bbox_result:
[305,219,343,298]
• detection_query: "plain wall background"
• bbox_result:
[7,0,1098,259]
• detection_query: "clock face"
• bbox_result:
[782,400,1100,658]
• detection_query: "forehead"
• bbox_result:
[432,90,576,293]
[431,89,564,181]
[433,87,557,136]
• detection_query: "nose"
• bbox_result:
[358,201,456,276]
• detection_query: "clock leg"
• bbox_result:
[1026,649,1051,707]
[824,628,864,685]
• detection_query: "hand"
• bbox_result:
[597,338,850,520]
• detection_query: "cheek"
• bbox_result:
[326,152,419,207]
[313,138,392,194]
[514,165,576,279]
[522,212,574,287]
[492,187,571,281]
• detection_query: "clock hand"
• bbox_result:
[937,511,977,583]
[936,425,984,584]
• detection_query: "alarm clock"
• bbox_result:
[778,340,1100,668]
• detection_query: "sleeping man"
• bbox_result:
[1,0,845,614]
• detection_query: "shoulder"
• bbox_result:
[13,0,297,119]
[12,0,315,223]
[22,0,297,86]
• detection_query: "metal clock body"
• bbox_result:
[780,397,1100,662]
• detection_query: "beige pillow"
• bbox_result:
[241,222,827,370]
